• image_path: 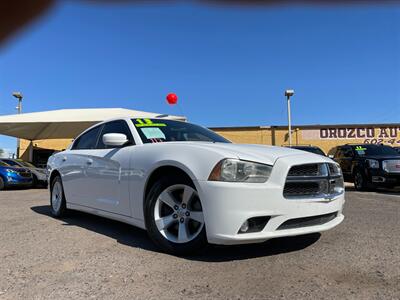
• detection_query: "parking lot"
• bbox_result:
[0,188,399,300]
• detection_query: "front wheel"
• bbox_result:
[0,177,5,190]
[32,174,38,187]
[354,170,369,191]
[145,176,207,255]
[50,176,67,217]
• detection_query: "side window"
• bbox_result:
[72,126,102,150]
[96,120,134,149]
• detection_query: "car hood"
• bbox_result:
[169,142,331,165]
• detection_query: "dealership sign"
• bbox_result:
[302,127,400,145]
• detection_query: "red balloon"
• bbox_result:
[166,93,178,105]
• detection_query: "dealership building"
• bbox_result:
[211,123,400,155]
[0,108,399,167]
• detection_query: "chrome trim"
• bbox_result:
[382,160,400,174]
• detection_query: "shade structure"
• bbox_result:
[0,108,186,140]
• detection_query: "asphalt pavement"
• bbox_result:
[0,188,399,299]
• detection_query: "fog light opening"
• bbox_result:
[239,220,249,233]
[372,176,386,183]
[238,216,271,234]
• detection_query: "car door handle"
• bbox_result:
[86,159,93,165]
[62,156,67,162]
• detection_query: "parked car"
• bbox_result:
[0,160,33,190]
[333,144,400,191]
[48,118,345,255]
[0,159,47,187]
[287,145,326,156]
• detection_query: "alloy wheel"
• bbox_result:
[51,181,63,212]
[154,184,204,244]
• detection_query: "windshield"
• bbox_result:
[351,145,399,156]
[293,147,325,156]
[132,119,231,144]
[0,161,10,167]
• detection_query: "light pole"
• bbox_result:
[13,92,23,114]
[12,92,23,158]
[285,89,294,146]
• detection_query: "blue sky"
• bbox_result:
[0,2,399,152]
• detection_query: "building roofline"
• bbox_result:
[209,122,400,130]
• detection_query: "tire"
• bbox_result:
[50,175,67,217]
[0,177,5,190]
[353,169,370,191]
[144,175,207,256]
[32,174,38,188]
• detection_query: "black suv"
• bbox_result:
[333,144,400,191]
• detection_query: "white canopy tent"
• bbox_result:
[0,108,186,140]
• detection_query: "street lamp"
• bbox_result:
[12,92,23,114]
[12,92,23,158]
[285,89,295,146]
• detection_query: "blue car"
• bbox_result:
[0,160,33,190]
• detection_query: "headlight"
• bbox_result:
[366,159,379,169]
[6,169,18,174]
[208,159,272,183]
[329,163,343,176]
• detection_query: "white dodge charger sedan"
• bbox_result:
[47,117,345,255]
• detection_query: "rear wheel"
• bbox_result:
[50,176,67,217]
[145,176,207,255]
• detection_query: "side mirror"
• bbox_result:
[328,154,334,159]
[102,133,128,147]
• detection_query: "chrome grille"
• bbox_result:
[284,163,344,199]
[288,164,319,177]
[382,160,400,174]
[283,181,321,197]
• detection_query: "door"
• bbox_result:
[85,120,135,216]
[60,124,103,207]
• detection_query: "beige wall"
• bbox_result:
[20,138,73,161]
[212,128,273,145]
[19,124,400,161]
[213,125,400,155]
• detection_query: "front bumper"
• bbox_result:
[366,169,400,187]
[5,175,33,186]
[195,155,345,245]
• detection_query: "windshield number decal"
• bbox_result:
[134,118,166,127]
[355,146,367,151]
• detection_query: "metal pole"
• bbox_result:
[18,99,22,114]
[12,93,23,158]
[17,98,22,158]
[287,95,292,146]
